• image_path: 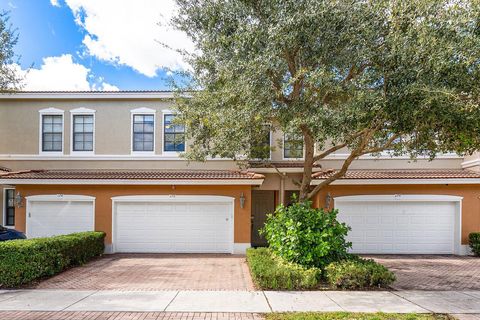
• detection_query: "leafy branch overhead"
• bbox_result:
[172,0,480,200]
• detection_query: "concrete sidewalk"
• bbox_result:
[1,290,480,314]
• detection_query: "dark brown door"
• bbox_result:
[251,190,275,247]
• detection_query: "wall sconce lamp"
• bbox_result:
[15,192,24,208]
[325,192,332,209]
[239,192,246,209]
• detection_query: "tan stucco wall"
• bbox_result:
[314,184,480,244]
[13,184,252,245]
[0,100,173,155]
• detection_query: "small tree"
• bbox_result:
[173,0,480,201]
[0,11,22,92]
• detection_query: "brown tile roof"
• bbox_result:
[0,166,10,172]
[9,90,173,93]
[0,169,264,180]
[312,169,480,180]
[248,161,321,168]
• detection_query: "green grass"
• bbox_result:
[266,313,452,320]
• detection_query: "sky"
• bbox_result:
[0,0,193,91]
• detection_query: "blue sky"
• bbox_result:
[1,0,191,91]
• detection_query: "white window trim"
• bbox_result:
[39,108,64,155]
[130,108,156,155]
[282,133,305,160]
[2,187,15,228]
[251,126,272,161]
[110,195,235,254]
[333,194,463,255]
[161,110,185,156]
[70,109,96,155]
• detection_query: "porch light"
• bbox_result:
[239,192,246,209]
[15,192,24,208]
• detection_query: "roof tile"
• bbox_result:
[0,169,264,180]
[312,169,480,180]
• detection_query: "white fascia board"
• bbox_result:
[0,179,264,185]
[0,92,176,100]
[311,178,480,185]
[461,158,480,168]
[249,167,323,173]
[0,154,232,161]
[324,153,463,160]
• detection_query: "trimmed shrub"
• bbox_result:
[261,200,351,269]
[325,257,396,289]
[469,232,480,256]
[246,247,321,290]
[0,231,105,288]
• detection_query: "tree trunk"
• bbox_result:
[299,128,315,201]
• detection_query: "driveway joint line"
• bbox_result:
[323,291,345,311]
[389,290,433,313]
[459,291,480,300]
[60,290,99,311]
[163,290,180,311]
[0,290,28,303]
[261,291,272,312]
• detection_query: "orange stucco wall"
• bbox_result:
[314,184,480,244]
[14,184,252,244]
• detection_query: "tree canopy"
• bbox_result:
[0,11,22,92]
[172,0,480,200]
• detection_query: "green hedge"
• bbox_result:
[0,231,105,288]
[325,257,396,289]
[246,247,321,290]
[469,232,480,256]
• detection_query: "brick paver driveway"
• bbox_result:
[367,255,480,290]
[32,254,254,291]
[0,312,263,320]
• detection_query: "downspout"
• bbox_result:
[279,172,286,205]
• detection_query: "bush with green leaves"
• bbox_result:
[0,231,105,288]
[325,257,396,289]
[261,201,351,269]
[469,232,480,256]
[246,247,321,290]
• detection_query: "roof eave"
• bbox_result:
[0,178,264,186]
[311,178,480,185]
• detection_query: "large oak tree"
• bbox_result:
[0,11,22,92]
[172,0,480,201]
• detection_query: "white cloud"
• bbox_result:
[16,54,118,91]
[62,0,193,77]
[50,0,60,7]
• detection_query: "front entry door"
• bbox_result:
[251,190,275,247]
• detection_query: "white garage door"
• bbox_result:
[27,195,95,238]
[113,196,233,253]
[335,195,460,254]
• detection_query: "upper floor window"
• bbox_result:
[164,114,185,152]
[283,133,304,159]
[42,115,63,152]
[132,114,155,152]
[72,115,94,152]
[250,126,271,159]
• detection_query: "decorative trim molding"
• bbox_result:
[38,107,64,114]
[130,107,156,114]
[70,107,96,113]
[461,158,480,169]
[111,195,235,202]
[25,194,96,201]
[333,194,463,202]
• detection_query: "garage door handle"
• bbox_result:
[226,218,229,221]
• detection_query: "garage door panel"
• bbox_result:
[336,198,456,254]
[115,200,232,253]
[28,200,94,238]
